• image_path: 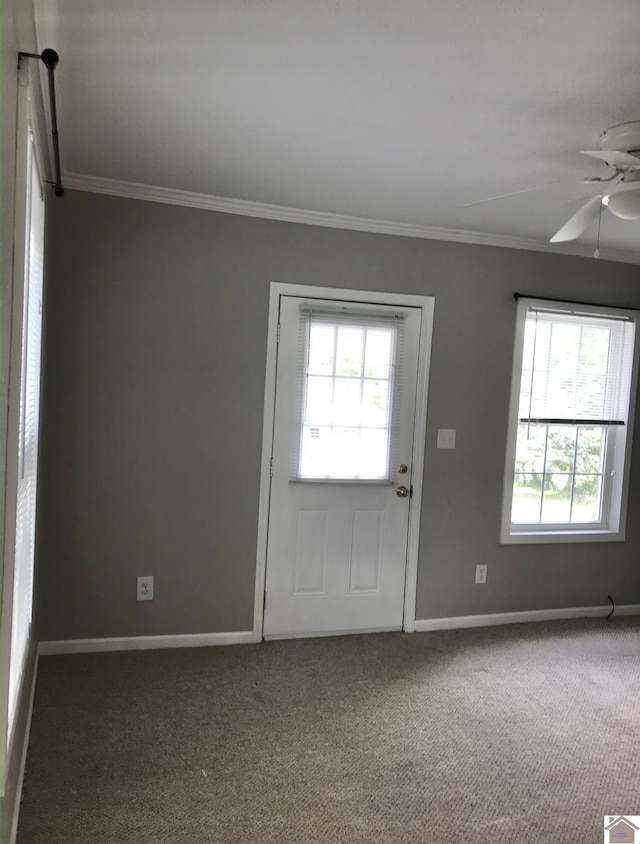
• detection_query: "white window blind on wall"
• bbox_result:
[8,128,45,733]
[294,307,406,480]
[519,306,636,427]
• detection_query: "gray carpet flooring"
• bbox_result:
[17,618,640,843]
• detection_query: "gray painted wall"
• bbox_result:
[37,190,640,641]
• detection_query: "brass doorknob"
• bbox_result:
[396,485,410,498]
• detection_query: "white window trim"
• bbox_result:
[0,62,47,795]
[500,297,640,545]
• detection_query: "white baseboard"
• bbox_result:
[38,630,255,656]
[9,653,39,844]
[264,625,401,641]
[414,604,640,632]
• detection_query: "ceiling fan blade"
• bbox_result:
[549,196,602,243]
[462,182,558,208]
[580,150,640,169]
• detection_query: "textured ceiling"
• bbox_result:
[55,0,640,254]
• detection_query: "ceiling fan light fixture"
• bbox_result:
[602,182,640,220]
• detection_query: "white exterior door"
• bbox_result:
[263,295,422,638]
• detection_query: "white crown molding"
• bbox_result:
[414,603,640,632]
[63,172,640,265]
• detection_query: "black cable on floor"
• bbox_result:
[605,595,615,622]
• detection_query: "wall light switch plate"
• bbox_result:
[137,575,154,601]
[437,429,456,449]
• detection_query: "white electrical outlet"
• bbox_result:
[475,564,487,585]
[137,575,154,601]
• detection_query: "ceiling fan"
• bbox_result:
[550,121,640,243]
[463,121,640,246]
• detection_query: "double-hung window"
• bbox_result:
[501,297,639,543]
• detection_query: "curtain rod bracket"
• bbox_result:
[18,49,64,197]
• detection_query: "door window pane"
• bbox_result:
[358,429,388,479]
[364,330,392,378]
[362,380,389,427]
[333,379,362,426]
[307,324,335,375]
[305,376,333,425]
[299,319,397,479]
[335,326,363,376]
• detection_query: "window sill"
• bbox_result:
[500,528,625,545]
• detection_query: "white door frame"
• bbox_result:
[253,282,435,642]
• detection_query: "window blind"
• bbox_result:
[293,305,406,480]
[9,129,44,731]
[518,305,636,428]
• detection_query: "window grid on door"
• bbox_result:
[297,317,398,480]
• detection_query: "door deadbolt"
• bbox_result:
[398,464,408,474]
